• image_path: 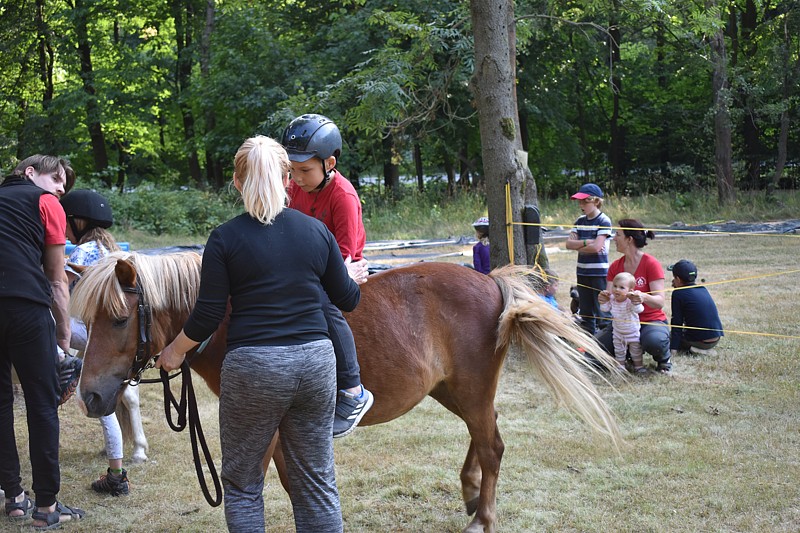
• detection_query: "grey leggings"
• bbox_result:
[220,341,342,533]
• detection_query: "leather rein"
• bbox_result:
[121,283,222,507]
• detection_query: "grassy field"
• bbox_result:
[9,229,800,532]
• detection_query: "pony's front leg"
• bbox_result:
[119,385,149,464]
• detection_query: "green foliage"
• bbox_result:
[107,183,241,236]
[0,0,798,199]
[361,180,487,239]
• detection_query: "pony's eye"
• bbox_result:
[113,317,129,328]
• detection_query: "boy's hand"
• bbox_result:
[628,290,643,304]
[598,290,610,304]
[344,256,369,285]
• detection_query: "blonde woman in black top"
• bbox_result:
[158,136,359,532]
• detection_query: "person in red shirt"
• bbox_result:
[1,155,86,529]
[281,114,373,438]
[597,219,672,374]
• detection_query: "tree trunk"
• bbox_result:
[382,132,400,190]
[506,0,541,267]
[709,2,736,204]
[458,144,472,188]
[768,14,798,197]
[173,0,203,186]
[443,148,456,195]
[414,142,424,192]
[35,0,54,152]
[656,20,670,174]
[201,0,223,188]
[470,0,526,267]
[74,0,110,181]
[608,3,625,184]
[738,0,762,189]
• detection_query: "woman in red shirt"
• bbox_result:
[596,219,672,374]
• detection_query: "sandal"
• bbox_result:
[4,492,33,521]
[31,501,85,530]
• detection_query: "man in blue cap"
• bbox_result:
[669,259,724,355]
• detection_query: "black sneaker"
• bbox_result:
[57,355,82,406]
[332,387,374,439]
[91,468,129,496]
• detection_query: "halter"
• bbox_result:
[122,282,155,385]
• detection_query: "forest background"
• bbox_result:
[1,0,799,243]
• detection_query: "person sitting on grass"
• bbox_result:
[668,259,724,357]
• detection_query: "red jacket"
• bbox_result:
[288,170,366,261]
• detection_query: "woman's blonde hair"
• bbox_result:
[234,136,290,224]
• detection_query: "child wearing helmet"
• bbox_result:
[60,189,130,497]
[472,216,490,274]
[282,113,373,438]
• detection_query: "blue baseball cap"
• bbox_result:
[668,259,698,282]
[571,183,604,200]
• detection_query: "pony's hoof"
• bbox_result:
[131,452,148,464]
[464,497,479,516]
[463,518,494,533]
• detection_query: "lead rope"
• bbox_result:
[159,359,222,507]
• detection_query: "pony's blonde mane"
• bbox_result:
[70,251,202,324]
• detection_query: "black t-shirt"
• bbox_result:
[183,208,360,350]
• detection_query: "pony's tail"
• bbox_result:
[490,265,624,452]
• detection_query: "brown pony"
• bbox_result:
[72,251,622,533]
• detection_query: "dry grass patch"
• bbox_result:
[9,232,800,531]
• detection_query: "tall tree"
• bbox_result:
[608,0,626,183]
[471,0,527,268]
[708,0,736,203]
[72,0,110,180]
[172,0,203,185]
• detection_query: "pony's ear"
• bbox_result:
[114,259,138,290]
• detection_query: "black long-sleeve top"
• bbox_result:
[670,284,724,349]
[183,208,360,350]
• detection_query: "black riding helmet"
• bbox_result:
[60,189,113,243]
[281,114,342,190]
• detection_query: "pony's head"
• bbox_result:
[71,251,202,417]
